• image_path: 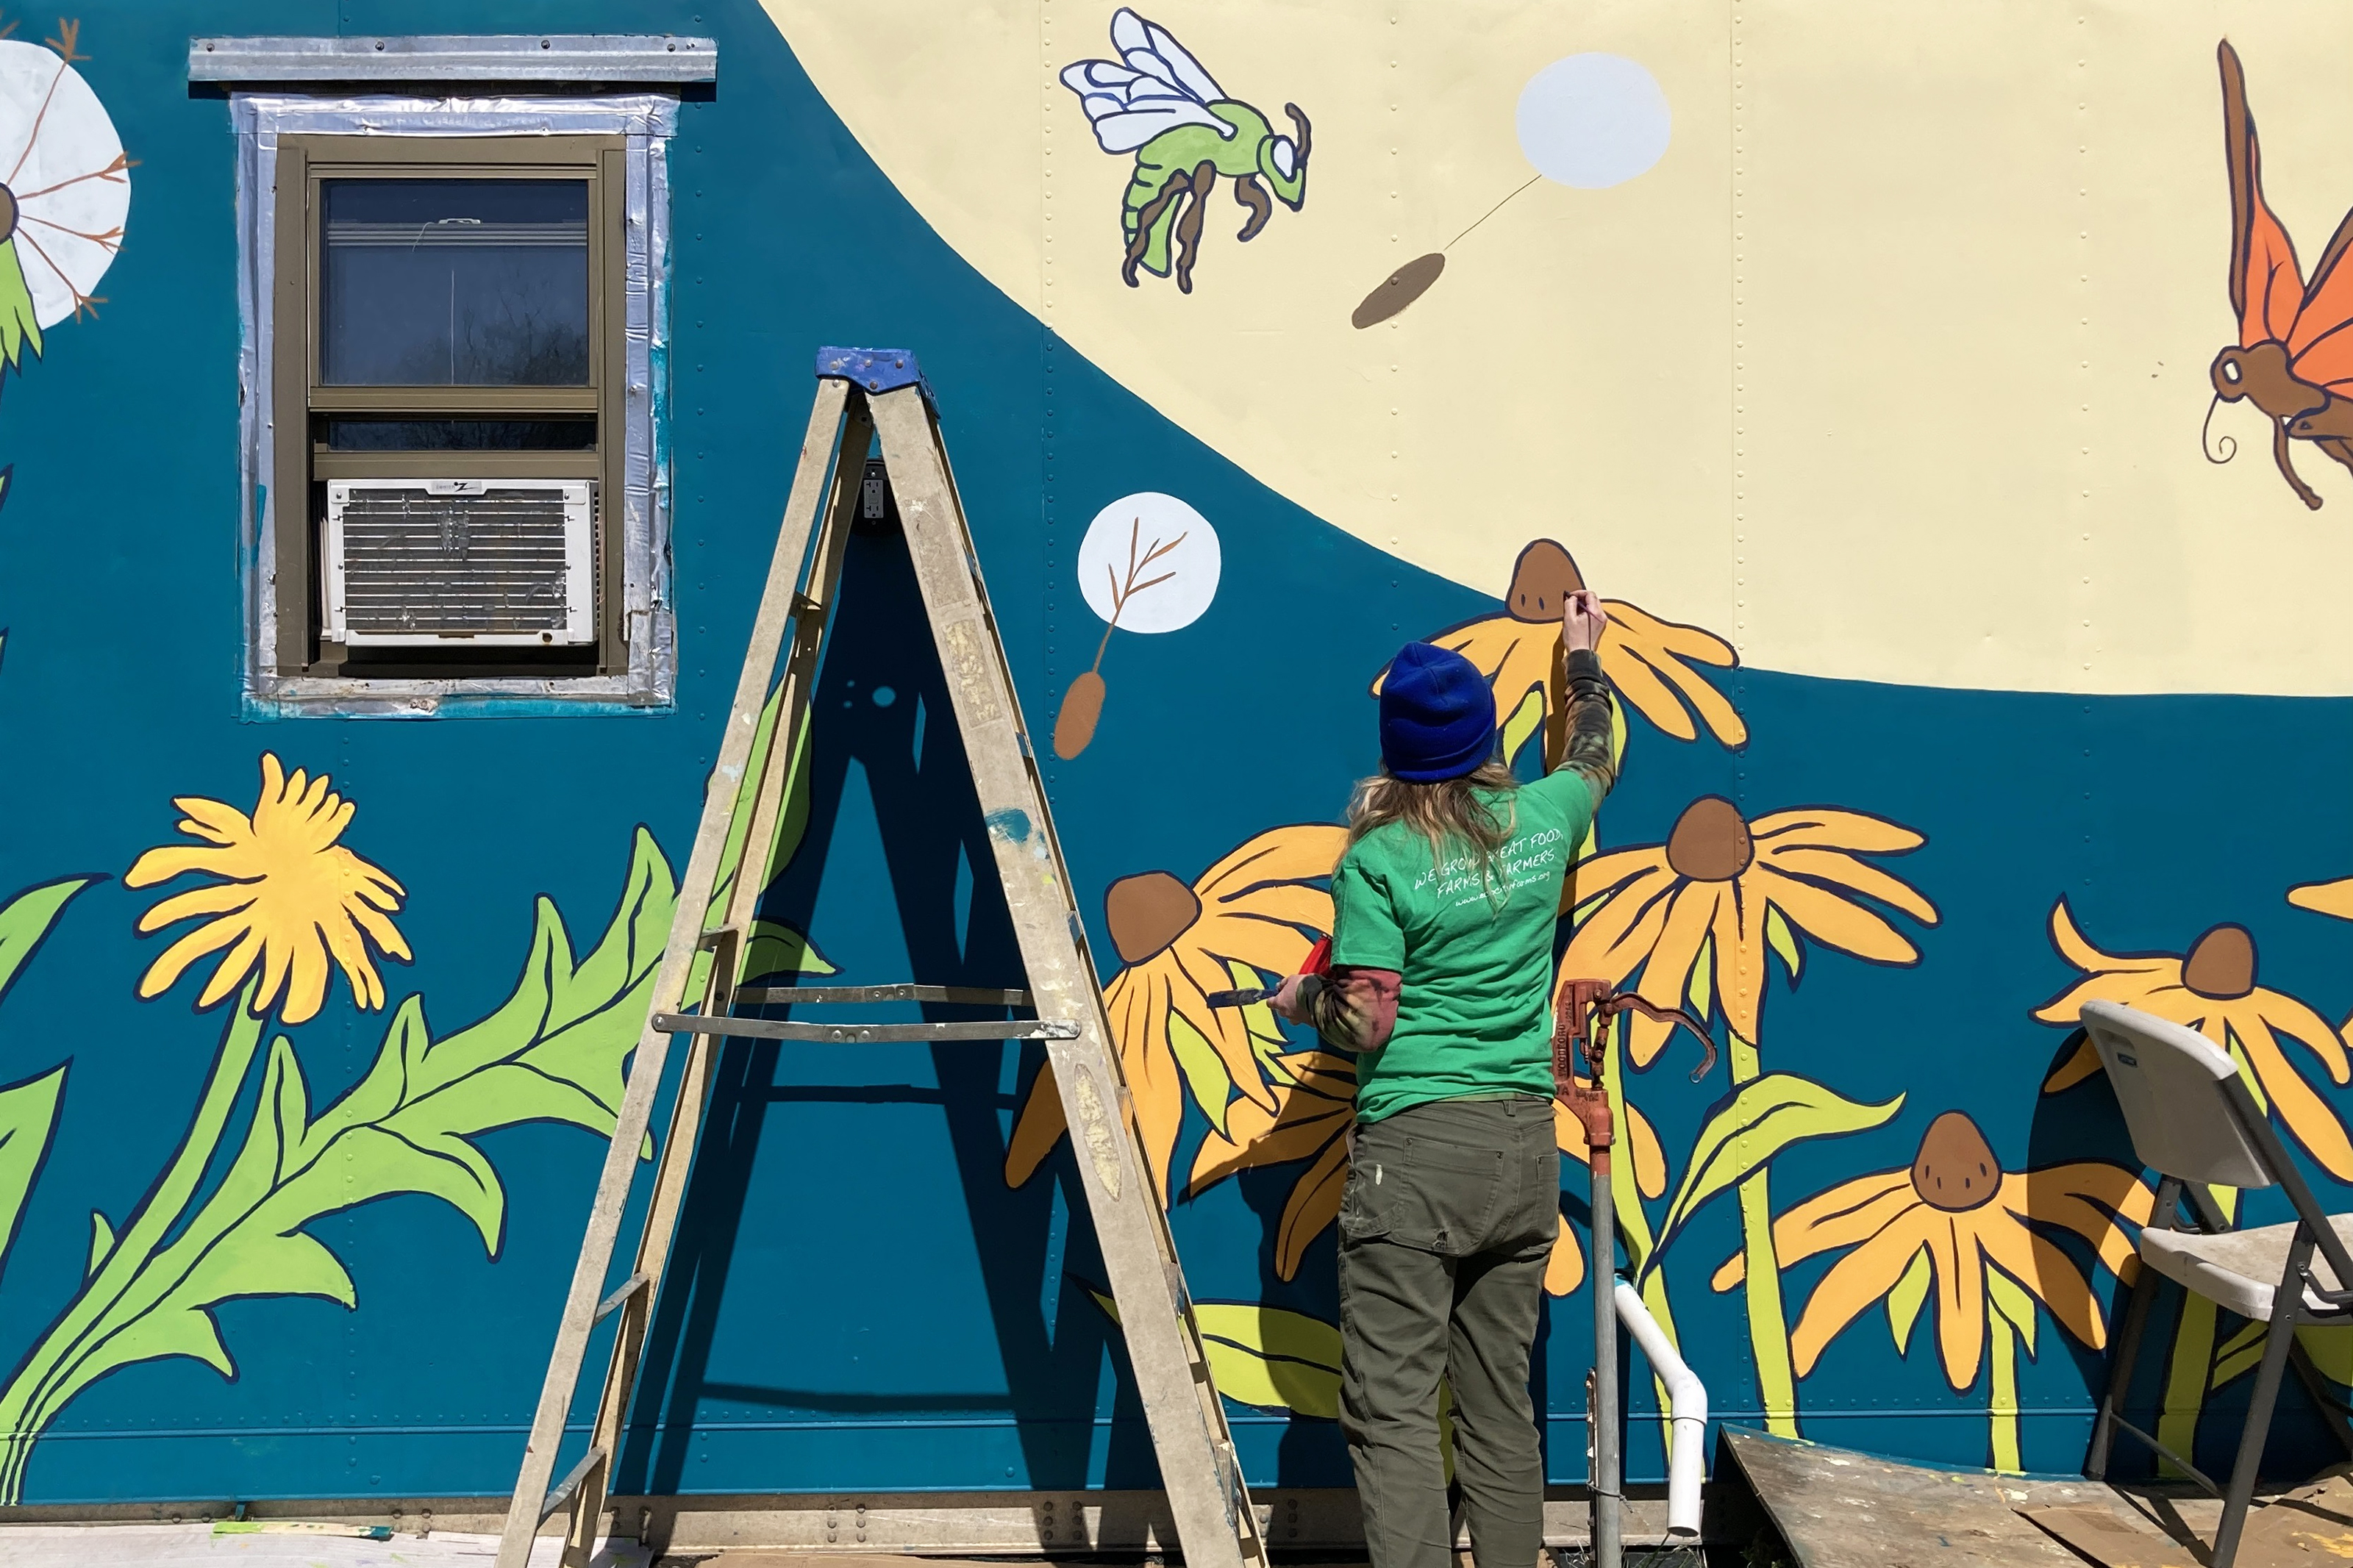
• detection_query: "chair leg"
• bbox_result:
[2213,1231,2315,1568]
[2091,1176,2179,1481]
[2090,1256,2160,1478]
[2289,1339,2353,1461]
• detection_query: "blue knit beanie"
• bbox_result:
[1379,642,1497,782]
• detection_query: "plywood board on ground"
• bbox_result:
[2018,1505,2197,1567]
[1721,1428,2210,1568]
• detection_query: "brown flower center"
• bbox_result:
[1911,1111,2001,1213]
[1507,539,1586,624]
[0,186,18,248]
[1665,796,1754,881]
[2182,923,2257,1000]
[1104,871,1201,965]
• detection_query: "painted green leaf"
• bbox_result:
[0,239,43,370]
[1685,934,1715,1023]
[1222,961,1292,1084]
[2252,1325,2351,1390]
[88,1298,233,1381]
[0,1065,65,1269]
[705,686,816,930]
[1166,1012,1235,1136]
[1764,907,1803,984]
[1196,1303,1343,1418]
[1095,1292,1342,1418]
[743,918,835,981]
[86,1213,112,1278]
[0,877,96,1010]
[0,829,679,1449]
[1656,1074,1905,1247]
[1500,687,1546,769]
[1986,1267,2039,1360]
[1886,1245,1932,1355]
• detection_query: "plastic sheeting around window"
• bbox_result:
[231,93,679,718]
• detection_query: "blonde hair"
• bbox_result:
[1345,759,1520,891]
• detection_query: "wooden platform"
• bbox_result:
[1719,1428,2353,1568]
[0,1522,649,1565]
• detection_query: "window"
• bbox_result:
[231,91,679,715]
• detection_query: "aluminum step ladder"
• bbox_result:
[496,348,1269,1568]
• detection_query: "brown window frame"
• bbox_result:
[270,134,629,678]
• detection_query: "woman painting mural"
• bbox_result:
[1273,589,1616,1568]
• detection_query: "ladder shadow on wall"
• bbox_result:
[613,513,1150,1496]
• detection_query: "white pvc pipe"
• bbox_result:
[1613,1279,1707,1538]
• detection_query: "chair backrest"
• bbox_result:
[2078,1000,2272,1189]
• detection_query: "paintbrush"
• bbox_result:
[1205,937,1329,1009]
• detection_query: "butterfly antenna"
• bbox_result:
[2202,392,2238,465]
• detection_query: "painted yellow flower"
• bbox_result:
[2035,901,2353,1179]
[1560,796,1939,1066]
[1375,540,1745,755]
[1188,1046,1356,1281]
[1006,825,1347,1203]
[1183,1044,1668,1295]
[1713,1113,2148,1388]
[126,753,410,1025]
[2290,875,2353,928]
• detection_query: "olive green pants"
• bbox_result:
[1338,1095,1560,1568]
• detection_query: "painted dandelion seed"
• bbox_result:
[1057,518,1185,758]
[1055,492,1221,759]
[0,23,129,369]
[1353,52,1668,327]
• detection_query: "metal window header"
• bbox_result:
[190,35,715,85]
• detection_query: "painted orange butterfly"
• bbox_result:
[2210,40,2353,509]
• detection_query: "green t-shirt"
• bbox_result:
[1329,770,1598,1124]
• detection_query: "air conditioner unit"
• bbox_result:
[324,479,595,647]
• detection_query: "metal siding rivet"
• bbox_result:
[541,38,551,48]
[374,40,384,49]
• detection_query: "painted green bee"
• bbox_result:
[1061,9,1310,294]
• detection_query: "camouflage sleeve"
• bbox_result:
[1305,965,1401,1054]
[1560,646,1617,806]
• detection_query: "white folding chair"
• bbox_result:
[2082,1000,2353,1567]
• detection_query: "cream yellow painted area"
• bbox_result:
[764,0,2353,696]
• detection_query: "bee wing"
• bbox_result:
[1059,57,1229,154]
[1110,7,1226,106]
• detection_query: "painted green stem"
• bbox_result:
[1988,1310,2023,1474]
[1729,1032,1799,1439]
[0,989,266,1499]
[1604,1017,1685,1461]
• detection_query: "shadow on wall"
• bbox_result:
[613,513,1149,1494]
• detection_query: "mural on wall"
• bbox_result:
[2033,901,2353,1478]
[2207,40,2353,511]
[1053,492,1222,760]
[1061,7,1309,293]
[1354,52,1670,327]
[0,20,127,375]
[0,755,707,1500]
[15,0,2353,1504]
[1713,1112,2150,1475]
[1004,824,1346,1204]
[1373,540,1746,773]
[1560,795,1940,1439]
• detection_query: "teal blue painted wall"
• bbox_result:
[0,0,2338,1509]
